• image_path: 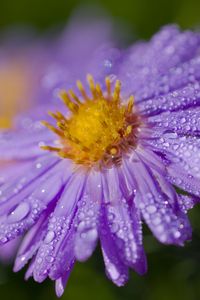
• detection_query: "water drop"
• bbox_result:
[7,202,30,223]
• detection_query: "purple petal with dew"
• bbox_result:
[0,158,70,245]
[32,172,86,282]
[126,151,192,245]
[137,147,177,203]
[137,148,200,211]
[0,155,60,216]
[99,202,129,286]
[74,170,102,262]
[138,81,200,118]
[147,133,200,184]
[177,195,200,213]
[14,208,52,272]
[148,107,200,137]
[167,163,200,198]
[101,167,147,275]
[132,54,200,102]
[117,25,200,100]
[138,80,200,117]
[25,256,36,280]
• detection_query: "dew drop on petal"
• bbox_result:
[7,202,30,223]
[44,231,55,244]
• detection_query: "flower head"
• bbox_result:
[42,75,139,168]
[0,25,200,297]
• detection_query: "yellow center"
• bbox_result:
[42,75,140,168]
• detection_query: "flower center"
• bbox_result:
[42,75,141,168]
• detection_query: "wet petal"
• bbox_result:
[74,170,102,261]
[101,167,147,274]
[138,81,200,116]
[14,210,50,272]
[0,156,60,215]
[55,267,74,298]
[148,107,200,137]
[100,204,129,286]
[32,173,86,282]
[127,151,192,245]
[0,159,70,245]
[118,25,200,100]
[147,133,200,195]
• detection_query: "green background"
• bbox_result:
[1,0,200,38]
[1,0,200,299]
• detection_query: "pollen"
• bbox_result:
[42,75,141,168]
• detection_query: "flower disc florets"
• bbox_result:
[42,75,141,168]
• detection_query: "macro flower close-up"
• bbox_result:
[1,1,200,300]
[1,22,200,297]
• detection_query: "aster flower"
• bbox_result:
[0,25,200,297]
[0,15,114,265]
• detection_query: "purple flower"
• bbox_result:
[0,25,200,297]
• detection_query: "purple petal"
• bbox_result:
[138,81,200,116]
[167,163,200,197]
[101,167,147,274]
[0,237,20,263]
[148,107,200,137]
[177,195,200,213]
[126,151,192,245]
[55,265,74,298]
[14,209,50,272]
[99,203,129,286]
[0,128,54,160]
[0,155,60,216]
[0,160,31,187]
[74,170,101,261]
[32,173,86,282]
[0,158,70,245]
[118,25,200,101]
[147,133,200,195]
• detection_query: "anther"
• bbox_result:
[59,90,79,113]
[41,121,64,137]
[113,80,121,102]
[68,89,82,105]
[76,80,88,99]
[127,96,134,114]
[87,74,97,98]
[105,77,111,96]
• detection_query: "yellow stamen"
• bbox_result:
[41,121,64,137]
[87,74,97,98]
[41,145,61,152]
[76,80,88,99]
[105,77,111,96]
[68,89,82,105]
[42,75,140,168]
[113,80,121,103]
[96,83,103,97]
[59,90,79,113]
[127,95,134,114]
